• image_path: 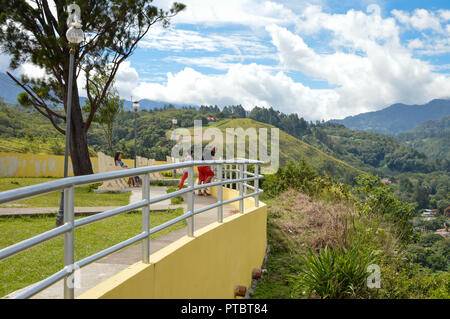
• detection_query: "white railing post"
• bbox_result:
[142,173,150,263]
[255,164,259,207]
[244,163,248,195]
[63,186,75,299]
[187,166,195,237]
[229,164,232,189]
[239,164,244,214]
[217,164,223,223]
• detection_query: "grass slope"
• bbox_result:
[0,208,186,297]
[0,178,131,208]
[202,118,364,179]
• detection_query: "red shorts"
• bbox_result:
[197,166,214,182]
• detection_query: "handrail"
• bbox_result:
[0,159,265,299]
[0,159,261,204]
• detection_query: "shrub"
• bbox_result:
[50,140,65,155]
[290,245,375,299]
[355,174,415,243]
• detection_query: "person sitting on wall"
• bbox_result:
[114,152,139,187]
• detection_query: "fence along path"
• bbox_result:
[0,159,264,299]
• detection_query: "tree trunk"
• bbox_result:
[69,82,94,176]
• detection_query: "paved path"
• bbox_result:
[4,190,239,299]
[0,186,180,217]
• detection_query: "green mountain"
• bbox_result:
[300,122,448,175]
[396,116,450,160]
[206,118,364,181]
[331,99,450,135]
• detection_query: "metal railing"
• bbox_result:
[0,159,264,299]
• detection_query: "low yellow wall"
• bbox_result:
[78,188,267,299]
[0,152,148,177]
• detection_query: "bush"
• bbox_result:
[355,174,415,243]
[50,140,65,155]
[290,245,375,299]
[87,183,102,192]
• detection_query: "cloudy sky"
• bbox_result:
[2,0,450,120]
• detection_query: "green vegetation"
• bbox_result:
[291,246,375,299]
[406,234,449,272]
[0,178,131,207]
[0,103,96,156]
[205,118,364,182]
[304,122,448,174]
[83,74,125,157]
[0,99,447,211]
[253,160,449,299]
[167,186,184,205]
[0,208,186,298]
[397,115,450,160]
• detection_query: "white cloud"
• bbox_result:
[140,27,272,55]
[154,0,299,28]
[164,53,278,71]
[408,38,424,49]
[266,22,450,117]
[392,9,444,33]
[113,61,139,99]
[132,64,340,120]
[295,4,401,50]
[438,9,450,21]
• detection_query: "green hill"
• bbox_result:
[396,116,450,160]
[196,118,364,182]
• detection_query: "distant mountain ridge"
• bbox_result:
[331,99,450,135]
[0,72,196,111]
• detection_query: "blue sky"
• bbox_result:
[2,0,450,120]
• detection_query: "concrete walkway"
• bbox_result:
[0,186,180,217]
[4,190,239,299]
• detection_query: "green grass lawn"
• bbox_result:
[0,208,186,297]
[0,178,131,207]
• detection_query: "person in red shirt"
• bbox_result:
[197,147,216,196]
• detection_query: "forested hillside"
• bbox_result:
[331,99,450,135]
[396,116,450,160]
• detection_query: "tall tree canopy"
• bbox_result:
[0,0,185,175]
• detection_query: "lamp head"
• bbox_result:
[66,27,84,44]
[133,101,140,112]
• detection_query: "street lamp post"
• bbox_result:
[171,118,178,177]
[56,4,84,227]
[133,101,140,168]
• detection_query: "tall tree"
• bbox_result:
[0,0,185,175]
[83,73,123,157]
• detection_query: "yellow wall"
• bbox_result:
[78,188,267,299]
[0,152,153,177]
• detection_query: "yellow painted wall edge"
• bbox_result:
[0,152,171,178]
[78,187,267,299]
